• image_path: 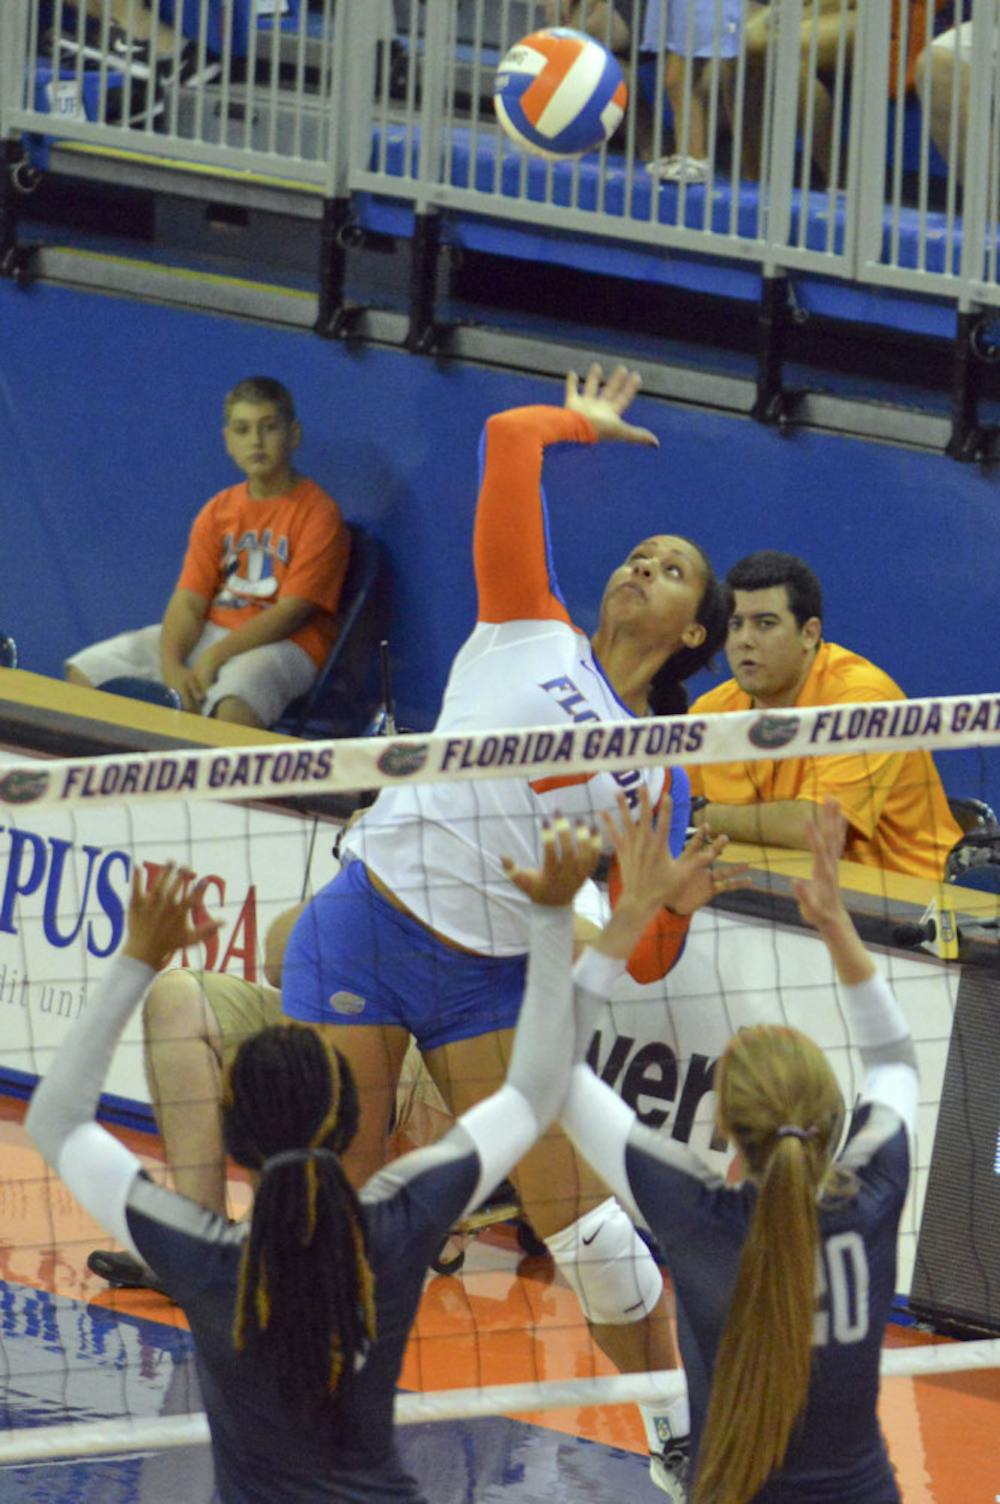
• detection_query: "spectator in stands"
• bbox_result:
[914,17,982,186]
[740,0,948,186]
[688,551,962,880]
[46,0,217,87]
[546,0,655,155]
[66,376,349,729]
[641,0,744,182]
[740,0,856,185]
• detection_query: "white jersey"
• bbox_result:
[344,406,686,956]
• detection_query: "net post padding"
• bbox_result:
[1,1342,998,1466]
[0,692,998,812]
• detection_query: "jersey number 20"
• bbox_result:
[813,1231,870,1345]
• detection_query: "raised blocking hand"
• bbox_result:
[502,816,603,908]
[603,786,749,920]
[123,864,222,972]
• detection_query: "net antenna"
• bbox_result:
[365,638,398,737]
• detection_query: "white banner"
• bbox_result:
[0,773,335,1104]
[0,692,998,812]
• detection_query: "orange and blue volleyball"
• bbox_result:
[494,28,628,161]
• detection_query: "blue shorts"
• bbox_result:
[281,861,529,1051]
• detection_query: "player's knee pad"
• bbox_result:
[544,1197,663,1326]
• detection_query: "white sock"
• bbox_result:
[639,1391,690,1452]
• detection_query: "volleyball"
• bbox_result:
[493,28,628,161]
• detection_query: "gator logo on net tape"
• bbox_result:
[0,769,51,805]
[748,714,800,750]
[376,741,430,777]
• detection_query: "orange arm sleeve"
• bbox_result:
[607,856,691,984]
[474,406,597,624]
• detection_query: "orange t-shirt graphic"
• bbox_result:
[177,478,349,667]
[691,642,962,881]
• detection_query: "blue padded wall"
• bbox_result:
[1,279,997,806]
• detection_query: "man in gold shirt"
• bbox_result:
[690,551,961,880]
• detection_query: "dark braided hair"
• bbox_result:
[222,1026,376,1418]
[648,539,729,717]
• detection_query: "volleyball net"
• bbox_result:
[0,691,998,1466]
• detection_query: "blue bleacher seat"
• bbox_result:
[272,523,390,739]
[98,676,183,711]
[369,122,978,281]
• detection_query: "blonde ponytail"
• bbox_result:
[693,1027,844,1504]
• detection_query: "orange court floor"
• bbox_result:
[1,1095,997,1504]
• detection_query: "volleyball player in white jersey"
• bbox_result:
[562,794,915,1504]
[283,365,729,1497]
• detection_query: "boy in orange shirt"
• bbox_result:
[690,551,961,880]
[67,377,349,728]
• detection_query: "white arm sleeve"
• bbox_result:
[857,1062,919,1134]
[571,946,627,1060]
[26,954,153,1256]
[560,1062,643,1222]
[455,1085,541,1216]
[56,1125,144,1256]
[504,905,575,1127]
[841,974,919,1132]
[26,956,154,1163]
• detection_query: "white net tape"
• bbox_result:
[2,1342,998,1465]
[1,692,998,811]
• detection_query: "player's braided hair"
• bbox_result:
[693,1025,848,1504]
[647,540,728,717]
[222,1025,377,1417]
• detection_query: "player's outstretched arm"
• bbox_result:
[793,797,918,1122]
[554,794,740,1214]
[563,363,659,447]
[499,815,603,1123]
[790,797,873,985]
[26,868,220,1246]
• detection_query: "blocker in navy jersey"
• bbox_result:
[26,879,583,1504]
[494,28,628,159]
[560,948,918,1504]
[625,1101,909,1502]
[121,1142,482,1504]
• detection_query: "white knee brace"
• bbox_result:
[544,1197,663,1326]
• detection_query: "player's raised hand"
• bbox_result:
[603,787,748,920]
[564,364,659,447]
[790,798,876,986]
[502,816,602,907]
[791,798,850,934]
[123,864,222,971]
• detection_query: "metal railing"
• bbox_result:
[3,0,1000,309]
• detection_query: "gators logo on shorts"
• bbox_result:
[377,742,429,777]
[0,769,50,804]
[329,991,366,1016]
[748,714,800,750]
